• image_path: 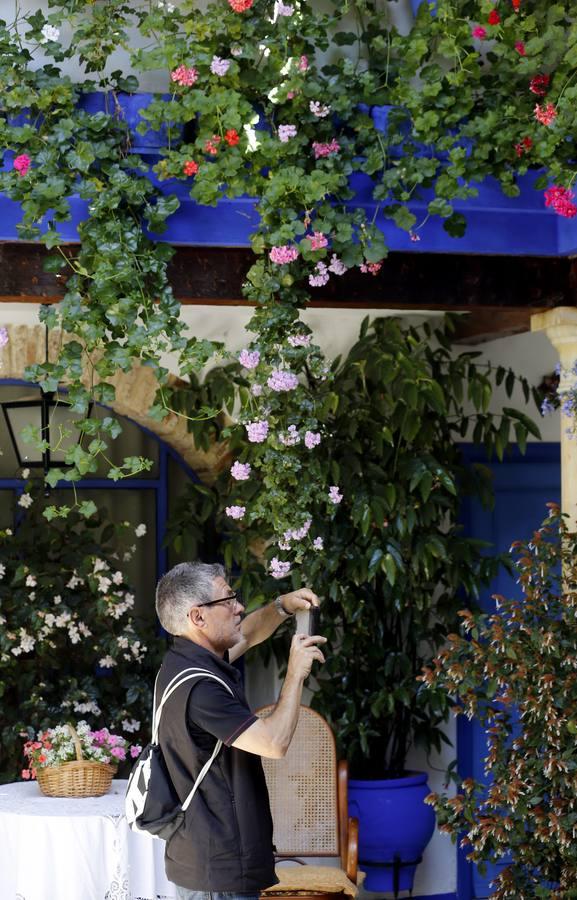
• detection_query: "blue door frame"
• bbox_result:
[457,442,560,899]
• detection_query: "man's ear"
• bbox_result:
[189,605,207,629]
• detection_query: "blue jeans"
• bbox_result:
[174,892,259,900]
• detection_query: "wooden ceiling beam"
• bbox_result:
[0,244,575,342]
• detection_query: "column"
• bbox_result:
[531,307,577,530]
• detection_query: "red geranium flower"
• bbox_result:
[224,129,240,147]
[530,74,550,96]
[511,0,521,9]
[488,9,500,25]
[183,160,199,176]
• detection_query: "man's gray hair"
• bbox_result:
[155,561,226,636]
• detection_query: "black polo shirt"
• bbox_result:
[157,636,277,892]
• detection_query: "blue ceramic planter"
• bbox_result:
[348,772,436,894]
[76,91,184,153]
[411,0,437,14]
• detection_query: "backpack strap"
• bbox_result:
[152,666,236,811]
[152,666,235,742]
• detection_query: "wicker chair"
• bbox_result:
[257,705,359,900]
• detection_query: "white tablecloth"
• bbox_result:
[0,779,177,900]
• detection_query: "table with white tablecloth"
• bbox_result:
[0,779,177,900]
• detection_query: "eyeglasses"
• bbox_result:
[201,592,242,611]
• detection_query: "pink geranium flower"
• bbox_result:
[270,245,299,264]
[471,26,487,39]
[13,154,31,176]
[171,65,198,87]
[534,103,557,126]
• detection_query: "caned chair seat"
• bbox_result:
[257,705,360,900]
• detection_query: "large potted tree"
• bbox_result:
[293,315,541,893]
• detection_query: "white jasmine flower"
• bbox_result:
[135,523,147,537]
[97,576,112,593]
[93,559,108,573]
[18,493,33,508]
[53,594,62,605]
[99,655,117,668]
[122,718,141,733]
[21,468,30,479]
[25,574,37,587]
[112,571,124,584]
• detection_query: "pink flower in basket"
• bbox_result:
[21,721,133,780]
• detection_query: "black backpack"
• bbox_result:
[125,666,233,841]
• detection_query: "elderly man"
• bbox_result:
[154,561,326,900]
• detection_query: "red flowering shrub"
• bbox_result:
[422,506,577,898]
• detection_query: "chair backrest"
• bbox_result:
[257,705,339,857]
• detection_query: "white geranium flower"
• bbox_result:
[21,468,30,479]
[40,23,60,42]
[135,523,147,537]
[18,493,33,508]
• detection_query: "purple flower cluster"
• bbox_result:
[329,485,343,504]
[210,56,231,75]
[313,537,324,551]
[287,333,311,348]
[278,124,297,142]
[283,519,311,543]
[309,262,329,287]
[304,431,321,449]
[226,505,246,520]
[270,557,291,579]
[231,461,251,480]
[329,254,347,275]
[239,348,260,369]
[251,383,263,396]
[270,244,299,264]
[246,420,269,443]
[278,425,300,445]
[273,0,294,15]
[267,369,299,391]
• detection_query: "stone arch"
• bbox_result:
[0,323,230,482]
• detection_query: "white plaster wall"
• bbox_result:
[0,0,413,91]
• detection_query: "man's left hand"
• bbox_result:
[278,588,319,616]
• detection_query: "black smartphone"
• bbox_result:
[308,605,321,636]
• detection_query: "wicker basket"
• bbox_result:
[36,724,114,798]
